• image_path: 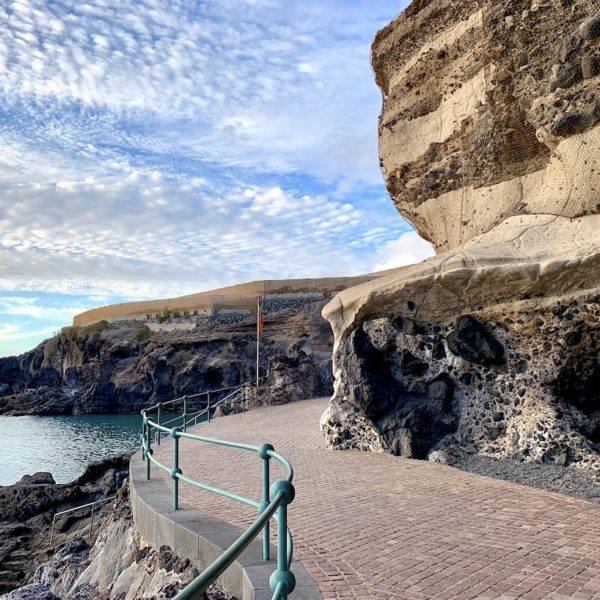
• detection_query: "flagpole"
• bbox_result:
[256,295,260,389]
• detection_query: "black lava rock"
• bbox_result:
[446,316,505,366]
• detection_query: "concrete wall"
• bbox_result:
[146,322,197,332]
[73,271,399,327]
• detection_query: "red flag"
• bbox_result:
[257,296,264,334]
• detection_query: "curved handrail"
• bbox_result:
[140,387,296,599]
[183,385,246,429]
[150,384,249,446]
[174,491,285,600]
[149,376,268,412]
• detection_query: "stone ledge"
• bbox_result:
[129,451,322,600]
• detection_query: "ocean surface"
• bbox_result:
[0,414,144,486]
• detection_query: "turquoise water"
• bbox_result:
[0,414,143,486]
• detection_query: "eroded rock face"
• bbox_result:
[0,301,333,416]
[323,291,600,470]
[326,318,458,459]
[321,0,600,477]
[2,485,231,600]
[374,0,600,251]
[323,216,600,474]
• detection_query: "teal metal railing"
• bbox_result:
[140,384,296,600]
[149,384,248,440]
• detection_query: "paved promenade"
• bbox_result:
[154,398,600,600]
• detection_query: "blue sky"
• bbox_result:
[0,0,434,357]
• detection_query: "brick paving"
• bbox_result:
[153,398,600,599]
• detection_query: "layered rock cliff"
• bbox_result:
[374,0,600,251]
[0,301,333,416]
[321,0,600,477]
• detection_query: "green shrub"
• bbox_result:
[84,320,109,334]
[245,342,257,359]
[157,307,173,323]
[136,325,153,342]
[64,326,80,341]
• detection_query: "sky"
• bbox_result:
[0,0,434,357]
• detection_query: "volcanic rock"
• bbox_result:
[0,301,333,416]
[321,0,600,477]
[0,457,129,593]
[1,485,231,600]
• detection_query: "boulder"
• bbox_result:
[321,0,600,475]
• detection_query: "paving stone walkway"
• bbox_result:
[154,398,600,600]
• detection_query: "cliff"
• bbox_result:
[0,300,333,416]
[373,0,600,251]
[321,0,600,476]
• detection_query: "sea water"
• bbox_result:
[0,413,143,485]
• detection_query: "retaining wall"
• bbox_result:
[73,271,400,327]
[129,452,322,600]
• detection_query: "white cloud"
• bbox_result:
[0,296,96,320]
[0,172,414,298]
[0,323,58,342]
[0,0,403,185]
[372,231,436,272]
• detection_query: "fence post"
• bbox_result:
[182,395,188,432]
[207,391,211,423]
[89,505,95,538]
[146,422,152,481]
[171,427,182,510]
[269,480,296,599]
[258,444,274,561]
[156,403,162,446]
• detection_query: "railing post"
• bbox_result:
[207,391,211,423]
[89,505,94,538]
[156,403,162,446]
[146,420,152,481]
[50,517,56,547]
[171,427,182,510]
[269,480,296,599]
[258,444,274,561]
[182,395,188,432]
[141,411,146,460]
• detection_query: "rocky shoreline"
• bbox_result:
[0,457,234,600]
[0,456,130,594]
[2,415,600,600]
[0,301,333,417]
